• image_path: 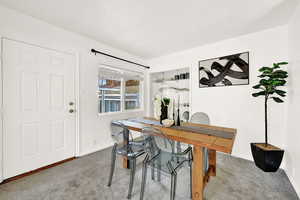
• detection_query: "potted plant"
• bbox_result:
[160,97,170,123]
[251,62,288,172]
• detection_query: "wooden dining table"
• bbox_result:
[116,117,237,200]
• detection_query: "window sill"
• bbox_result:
[98,109,144,117]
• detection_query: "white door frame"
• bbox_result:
[0,36,3,183]
[0,37,81,182]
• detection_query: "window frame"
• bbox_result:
[98,68,144,116]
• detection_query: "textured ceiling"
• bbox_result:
[0,0,298,58]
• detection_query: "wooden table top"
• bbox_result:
[117,117,237,154]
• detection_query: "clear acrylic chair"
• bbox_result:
[190,112,210,172]
[107,120,148,199]
[190,112,210,125]
[140,127,193,200]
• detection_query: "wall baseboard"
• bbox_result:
[0,157,75,184]
[79,144,113,157]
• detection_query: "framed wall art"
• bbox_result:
[199,52,249,88]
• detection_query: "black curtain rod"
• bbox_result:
[91,49,150,69]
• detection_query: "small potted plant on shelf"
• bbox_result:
[251,62,288,172]
[160,97,170,123]
[153,96,171,124]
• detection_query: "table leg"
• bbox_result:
[192,146,204,200]
[208,149,216,176]
[123,157,129,169]
[123,128,130,169]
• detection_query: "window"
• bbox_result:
[99,79,121,113]
[98,66,143,114]
[125,80,140,110]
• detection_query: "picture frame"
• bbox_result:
[199,52,249,88]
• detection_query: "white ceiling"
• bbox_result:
[0,0,298,58]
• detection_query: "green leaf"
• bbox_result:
[273,62,288,69]
[259,67,273,73]
[271,74,288,79]
[269,90,275,95]
[258,72,273,78]
[275,90,286,97]
[271,79,286,86]
[252,84,261,89]
[277,62,288,65]
[270,70,288,78]
[259,79,271,86]
[273,63,279,69]
[254,62,288,100]
[272,97,284,103]
[252,91,266,97]
[273,70,288,73]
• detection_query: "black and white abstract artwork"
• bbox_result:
[199,52,249,88]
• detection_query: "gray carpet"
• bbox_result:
[0,147,298,200]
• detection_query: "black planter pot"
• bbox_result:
[251,143,284,172]
[160,104,168,124]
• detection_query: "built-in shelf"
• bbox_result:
[154,78,189,83]
[150,67,190,122]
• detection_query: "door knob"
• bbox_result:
[69,102,74,106]
[69,109,75,113]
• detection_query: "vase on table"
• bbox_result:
[160,103,168,124]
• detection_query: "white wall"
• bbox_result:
[0,3,297,192]
[0,33,3,182]
[147,26,289,163]
[286,3,300,196]
[0,4,147,174]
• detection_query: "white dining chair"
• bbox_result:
[190,112,210,172]
[190,112,210,125]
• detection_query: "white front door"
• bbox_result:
[2,39,76,179]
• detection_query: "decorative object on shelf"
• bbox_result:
[185,72,190,79]
[180,73,186,79]
[174,71,190,80]
[153,96,172,123]
[251,62,288,172]
[183,103,190,107]
[162,119,174,127]
[173,98,175,120]
[176,95,181,126]
[182,111,190,122]
[199,52,249,88]
[153,95,162,120]
[160,97,170,124]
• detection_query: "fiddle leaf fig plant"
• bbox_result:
[252,62,288,146]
